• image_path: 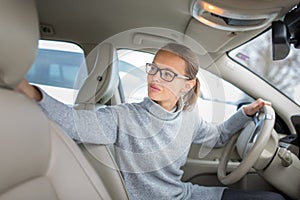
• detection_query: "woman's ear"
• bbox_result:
[181,79,196,94]
[186,79,196,91]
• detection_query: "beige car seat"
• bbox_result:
[75,42,120,108]
[0,0,127,199]
[73,29,129,200]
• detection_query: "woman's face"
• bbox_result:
[147,50,192,109]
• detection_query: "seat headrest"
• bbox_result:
[0,0,39,89]
[75,43,119,108]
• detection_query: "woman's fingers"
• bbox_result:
[243,98,272,116]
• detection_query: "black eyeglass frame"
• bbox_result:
[145,63,191,82]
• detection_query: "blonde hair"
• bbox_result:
[157,43,200,111]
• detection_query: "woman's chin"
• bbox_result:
[148,91,162,101]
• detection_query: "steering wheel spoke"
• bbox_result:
[217,105,275,185]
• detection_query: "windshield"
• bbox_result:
[229,30,300,106]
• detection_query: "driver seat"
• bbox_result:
[0,0,116,199]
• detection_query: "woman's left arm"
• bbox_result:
[193,98,271,147]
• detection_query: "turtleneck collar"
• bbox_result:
[140,97,184,121]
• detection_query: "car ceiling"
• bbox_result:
[36,0,190,44]
[36,0,300,56]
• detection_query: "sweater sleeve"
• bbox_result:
[38,89,118,144]
[193,108,252,147]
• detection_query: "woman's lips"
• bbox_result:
[149,84,161,92]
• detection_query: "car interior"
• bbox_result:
[1,0,300,199]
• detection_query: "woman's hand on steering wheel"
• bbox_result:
[243,98,272,117]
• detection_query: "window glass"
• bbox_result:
[26,40,87,105]
[117,49,252,122]
[118,49,154,103]
[197,69,253,123]
[229,30,300,106]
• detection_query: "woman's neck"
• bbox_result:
[156,99,177,111]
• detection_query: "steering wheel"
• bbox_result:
[217,105,275,185]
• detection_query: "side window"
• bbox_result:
[26,40,87,105]
[117,49,252,123]
[197,69,253,123]
[118,49,155,103]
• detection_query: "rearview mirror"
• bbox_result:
[272,21,290,60]
[272,5,300,60]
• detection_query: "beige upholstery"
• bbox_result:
[74,42,129,199]
[0,0,124,199]
[0,90,111,200]
[75,42,120,107]
[79,144,130,200]
[0,0,39,89]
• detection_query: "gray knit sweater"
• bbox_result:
[39,91,251,200]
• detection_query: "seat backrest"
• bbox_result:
[0,0,116,199]
[79,144,130,200]
[0,89,111,200]
[75,42,120,109]
[74,42,129,200]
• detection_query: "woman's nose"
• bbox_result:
[152,71,161,82]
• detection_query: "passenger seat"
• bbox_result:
[75,42,129,200]
[0,0,114,199]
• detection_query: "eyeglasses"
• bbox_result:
[145,63,190,82]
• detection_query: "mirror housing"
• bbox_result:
[272,21,290,60]
[272,5,300,60]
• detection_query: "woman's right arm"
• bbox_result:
[16,80,117,144]
[15,79,42,101]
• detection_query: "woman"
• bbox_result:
[17,43,284,200]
